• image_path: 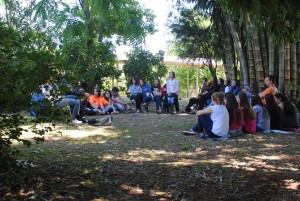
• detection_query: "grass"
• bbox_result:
[1,102,300,201]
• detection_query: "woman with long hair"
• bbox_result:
[237,92,256,133]
[87,88,105,115]
[224,92,243,133]
[251,95,270,132]
[152,78,163,113]
[129,77,142,113]
[183,92,229,138]
[265,94,283,130]
[274,93,299,129]
[100,90,118,114]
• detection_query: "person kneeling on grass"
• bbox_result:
[183,92,229,139]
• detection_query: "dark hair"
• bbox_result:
[251,95,262,107]
[103,89,112,101]
[212,76,218,85]
[226,79,231,86]
[130,77,137,85]
[267,75,275,84]
[225,92,242,126]
[94,88,101,97]
[265,94,278,110]
[112,86,119,92]
[219,78,225,86]
[170,71,176,78]
[274,93,294,116]
[139,78,146,86]
[239,91,255,119]
[153,78,161,89]
[202,78,207,82]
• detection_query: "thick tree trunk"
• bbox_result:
[284,43,291,97]
[291,44,297,102]
[260,26,269,75]
[223,9,249,85]
[249,17,265,91]
[224,23,234,79]
[278,42,285,93]
[268,37,275,75]
[297,42,300,102]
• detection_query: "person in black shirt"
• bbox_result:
[265,94,283,130]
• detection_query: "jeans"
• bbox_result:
[153,95,162,111]
[58,98,80,118]
[192,114,220,138]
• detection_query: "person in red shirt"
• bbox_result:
[238,92,256,134]
[224,92,243,134]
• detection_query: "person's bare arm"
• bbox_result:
[196,107,212,116]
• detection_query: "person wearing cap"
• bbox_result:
[242,85,252,101]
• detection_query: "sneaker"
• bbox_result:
[131,99,136,103]
[182,129,197,135]
[142,103,147,107]
[144,110,148,113]
[72,118,82,124]
[136,109,140,113]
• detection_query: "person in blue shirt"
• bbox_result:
[140,78,153,113]
[242,86,252,101]
[230,79,240,96]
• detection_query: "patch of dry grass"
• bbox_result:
[1,106,300,200]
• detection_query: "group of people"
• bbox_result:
[129,71,180,114]
[183,75,299,139]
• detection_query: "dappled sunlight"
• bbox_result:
[283,179,300,191]
[120,184,144,195]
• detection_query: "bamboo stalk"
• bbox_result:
[278,42,285,93]
[291,44,297,102]
[268,37,275,75]
[284,43,291,97]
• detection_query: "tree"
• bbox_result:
[169,8,223,78]
[123,49,167,86]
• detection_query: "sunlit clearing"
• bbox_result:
[121,184,144,195]
[283,179,300,190]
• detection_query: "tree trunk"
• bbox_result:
[297,42,300,102]
[290,44,297,102]
[224,23,234,79]
[4,0,13,27]
[260,26,269,75]
[249,17,265,91]
[284,43,291,97]
[245,19,257,93]
[278,42,285,93]
[268,37,275,75]
[222,9,249,85]
[98,23,104,43]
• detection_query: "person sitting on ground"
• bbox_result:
[265,94,283,130]
[129,77,142,113]
[183,77,208,113]
[230,79,240,96]
[140,78,153,113]
[224,79,232,93]
[274,93,299,129]
[237,91,256,134]
[87,88,105,115]
[111,87,131,112]
[242,86,252,101]
[259,75,278,102]
[224,92,243,135]
[167,71,180,114]
[194,76,220,110]
[219,78,225,93]
[100,90,118,114]
[152,78,163,113]
[182,92,229,138]
[251,95,270,132]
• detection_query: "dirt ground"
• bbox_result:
[1,103,300,201]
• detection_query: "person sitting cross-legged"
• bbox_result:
[251,95,270,132]
[112,87,131,112]
[237,92,256,134]
[224,92,243,135]
[129,77,142,113]
[100,90,118,114]
[265,94,283,130]
[183,92,229,139]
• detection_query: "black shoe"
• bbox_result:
[183,129,197,135]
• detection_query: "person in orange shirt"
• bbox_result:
[259,75,278,100]
[88,88,105,115]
